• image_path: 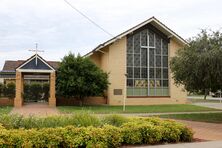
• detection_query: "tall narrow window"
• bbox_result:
[127,27,169,96]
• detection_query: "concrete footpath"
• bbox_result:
[193,102,222,110]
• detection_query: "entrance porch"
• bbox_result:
[14,54,57,107]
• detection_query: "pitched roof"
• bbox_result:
[84,17,187,57]
[16,54,57,71]
[2,59,60,71]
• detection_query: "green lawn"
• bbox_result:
[160,113,222,123]
[57,104,220,114]
[0,106,13,114]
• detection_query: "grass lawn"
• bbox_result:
[160,113,222,123]
[0,106,13,114]
[58,104,220,114]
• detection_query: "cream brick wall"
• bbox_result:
[89,52,101,67]
[89,37,187,105]
[169,38,187,103]
[107,37,126,105]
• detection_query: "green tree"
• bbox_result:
[0,83,3,97]
[42,83,49,101]
[3,82,15,99]
[170,30,222,99]
[57,53,109,106]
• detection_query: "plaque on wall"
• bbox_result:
[113,89,122,95]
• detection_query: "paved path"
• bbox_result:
[129,141,222,148]
[177,120,222,141]
[11,103,60,116]
[193,102,222,110]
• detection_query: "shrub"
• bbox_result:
[138,123,163,144]
[0,116,193,147]
[42,83,49,101]
[23,82,49,102]
[160,120,183,143]
[121,122,143,144]
[0,113,101,129]
[102,114,129,127]
[178,126,194,142]
[2,83,15,99]
[0,83,3,97]
[70,113,101,127]
[102,125,123,147]
[29,83,42,101]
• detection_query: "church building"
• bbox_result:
[0,17,187,106]
[85,17,187,105]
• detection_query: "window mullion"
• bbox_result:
[147,30,150,96]
[154,33,156,96]
[132,36,134,96]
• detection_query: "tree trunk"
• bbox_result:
[204,89,208,100]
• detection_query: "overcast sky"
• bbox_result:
[0,0,221,69]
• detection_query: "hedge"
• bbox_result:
[0,116,193,147]
[23,82,49,102]
[0,83,15,99]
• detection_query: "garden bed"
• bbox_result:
[0,114,193,147]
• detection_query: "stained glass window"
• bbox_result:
[127,27,169,96]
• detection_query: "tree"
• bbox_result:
[170,30,222,99]
[0,83,3,97]
[56,52,109,106]
[3,82,15,99]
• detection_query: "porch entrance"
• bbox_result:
[23,73,50,103]
[14,54,56,107]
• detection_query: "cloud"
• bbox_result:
[0,0,222,69]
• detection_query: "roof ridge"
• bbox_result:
[84,16,187,57]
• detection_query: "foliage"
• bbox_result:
[0,113,101,129]
[0,83,3,97]
[0,107,13,114]
[56,52,109,105]
[0,116,193,147]
[2,83,15,99]
[102,114,129,127]
[42,83,49,101]
[23,82,49,102]
[170,30,222,99]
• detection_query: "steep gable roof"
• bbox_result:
[2,57,59,72]
[85,17,187,57]
[16,54,56,71]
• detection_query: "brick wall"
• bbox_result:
[56,96,107,106]
[0,98,14,106]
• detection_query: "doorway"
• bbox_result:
[23,73,50,103]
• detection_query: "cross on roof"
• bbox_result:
[29,43,44,55]
[28,43,44,66]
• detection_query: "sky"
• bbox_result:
[0,0,221,69]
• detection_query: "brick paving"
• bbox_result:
[177,120,222,141]
[138,141,222,148]
[11,103,60,116]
